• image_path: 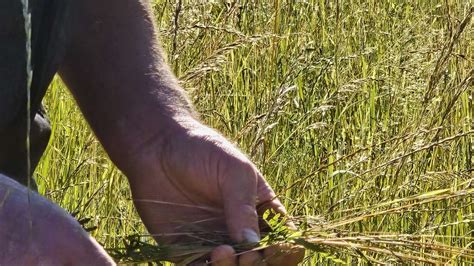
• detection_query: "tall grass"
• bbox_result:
[36,0,473,264]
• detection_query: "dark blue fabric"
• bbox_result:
[0,0,70,187]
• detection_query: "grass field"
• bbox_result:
[36,0,473,264]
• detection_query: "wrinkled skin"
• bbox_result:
[0,174,114,265]
[124,118,305,265]
[0,0,305,264]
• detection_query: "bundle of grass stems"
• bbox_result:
[108,182,474,265]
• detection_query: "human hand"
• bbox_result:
[123,118,304,265]
[0,174,115,265]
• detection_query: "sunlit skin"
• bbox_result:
[0,174,115,265]
[2,0,304,264]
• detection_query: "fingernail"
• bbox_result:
[242,228,260,244]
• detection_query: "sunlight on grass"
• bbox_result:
[36,0,473,264]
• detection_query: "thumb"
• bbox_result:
[221,162,260,244]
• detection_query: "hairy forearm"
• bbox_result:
[59,0,194,168]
